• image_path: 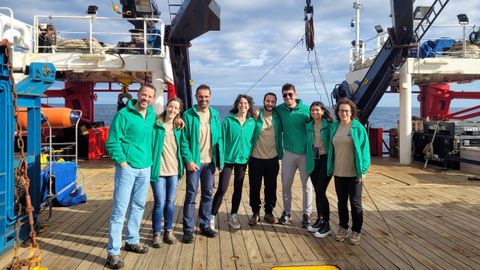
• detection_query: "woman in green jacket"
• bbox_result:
[328,98,370,245]
[305,101,334,238]
[150,98,184,247]
[211,94,256,230]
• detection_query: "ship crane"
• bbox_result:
[331,0,450,124]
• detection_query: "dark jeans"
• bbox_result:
[310,155,332,221]
[183,163,215,233]
[211,163,247,215]
[334,176,363,233]
[248,156,279,214]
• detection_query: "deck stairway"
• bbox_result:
[413,0,450,42]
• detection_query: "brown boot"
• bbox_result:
[264,213,278,224]
[163,230,176,244]
[152,232,161,248]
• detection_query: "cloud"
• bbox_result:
[3,0,480,108]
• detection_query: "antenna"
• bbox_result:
[353,0,362,62]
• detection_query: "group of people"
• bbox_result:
[103,83,370,269]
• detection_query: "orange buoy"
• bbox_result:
[17,107,81,129]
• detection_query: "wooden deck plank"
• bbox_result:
[378,185,480,250]
[238,193,277,264]
[33,170,113,269]
[133,200,166,270]
[370,187,479,269]
[41,198,113,268]
[224,200,251,269]
[176,190,200,270]
[289,187,368,269]
[257,215,289,264]
[216,196,236,270]
[1,158,480,270]
[270,208,305,262]
[289,186,385,270]
[408,187,480,231]
[158,193,186,270]
[365,186,476,266]
[237,193,263,264]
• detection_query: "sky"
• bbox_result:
[3,0,480,108]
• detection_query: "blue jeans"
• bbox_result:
[151,175,179,233]
[107,165,150,256]
[183,163,215,233]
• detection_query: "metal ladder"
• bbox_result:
[413,0,450,42]
[168,0,184,23]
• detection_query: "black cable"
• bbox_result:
[307,51,322,98]
[114,53,126,68]
[363,184,415,269]
[244,35,304,94]
[313,48,334,108]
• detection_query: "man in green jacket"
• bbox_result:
[275,83,313,227]
[105,85,156,269]
[248,92,283,225]
[181,84,223,243]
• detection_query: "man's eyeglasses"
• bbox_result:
[339,109,351,113]
[282,93,294,98]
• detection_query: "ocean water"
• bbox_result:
[95,104,419,129]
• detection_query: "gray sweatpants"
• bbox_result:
[281,150,313,215]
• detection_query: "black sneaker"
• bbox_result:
[302,214,311,228]
[314,221,331,238]
[307,218,322,233]
[183,232,195,243]
[279,211,291,225]
[200,227,217,238]
[106,254,124,269]
[124,242,149,254]
[249,213,260,226]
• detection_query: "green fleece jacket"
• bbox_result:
[151,121,184,181]
[275,99,310,154]
[106,99,156,168]
[180,106,224,168]
[222,114,256,164]
[251,109,284,159]
[327,119,371,178]
[306,118,331,174]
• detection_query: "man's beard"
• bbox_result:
[264,105,274,112]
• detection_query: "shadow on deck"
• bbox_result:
[1,158,479,269]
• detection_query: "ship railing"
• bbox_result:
[413,23,480,59]
[349,22,480,72]
[349,31,388,72]
[33,15,165,57]
[0,7,34,52]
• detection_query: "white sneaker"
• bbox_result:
[229,213,241,230]
[210,215,216,230]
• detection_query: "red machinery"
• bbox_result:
[44,81,178,160]
[417,83,480,120]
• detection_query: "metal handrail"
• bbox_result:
[349,23,480,71]
[33,15,165,56]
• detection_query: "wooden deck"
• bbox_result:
[1,157,480,270]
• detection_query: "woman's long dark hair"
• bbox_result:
[229,94,254,118]
[157,97,184,129]
[310,101,333,122]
